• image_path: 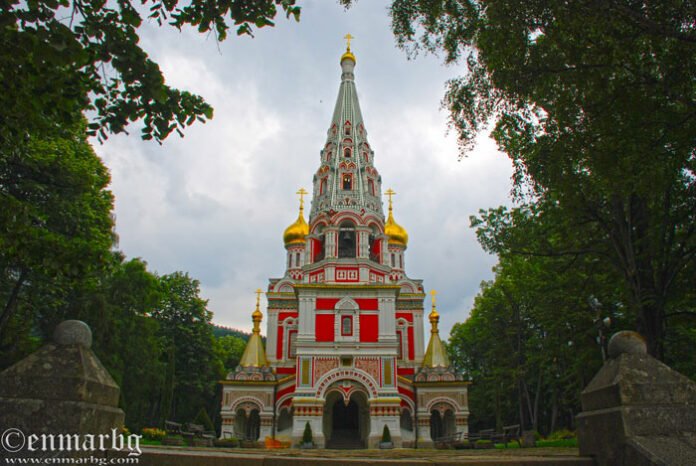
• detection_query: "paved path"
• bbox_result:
[125,446,595,466]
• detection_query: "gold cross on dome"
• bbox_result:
[255,288,263,307]
[430,289,437,307]
[296,188,308,209]
[385,188,396,210]
[344,33,354,51]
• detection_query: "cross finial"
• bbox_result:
[344,33,354,51]
[430,289,437,308]
[385,188,396,211]
[296,188,308,210]
[255,288,263,308]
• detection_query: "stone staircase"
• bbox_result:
[326,429,364,449]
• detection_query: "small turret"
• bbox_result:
[239,289,270,368]
[422,290,450,368]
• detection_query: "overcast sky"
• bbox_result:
[94,0,514,339]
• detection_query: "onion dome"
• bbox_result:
[341,33,356,63]
[422,290,451,368]
[384,188,408,247]
[283,188,309,246]
[239,289,270,368]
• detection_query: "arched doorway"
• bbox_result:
[323,390,368,448]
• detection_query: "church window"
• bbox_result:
[344,147,352,158]
[341,316,353,336]
[338,221,356,258]
[399,254,402,269]
[397,330,403,359]
[363,151,369,163]
[320,178,327,195]
[288,331,297,358]
[342,174,352,190]
[296,252,301,267]
[368,178,375,195]
[313,235,325,262]
[391,253,395,267]
[369,235,381,263]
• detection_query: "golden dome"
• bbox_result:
[283,188,309,246]
[341,33,356,63]
[384,188,408,247]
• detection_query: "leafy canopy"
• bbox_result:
[1,0,302,145]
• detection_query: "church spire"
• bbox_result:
[309,37,383,221]
[239,289,269,368]
[422,290,451,368]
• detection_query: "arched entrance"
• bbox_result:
[323,389,369,448]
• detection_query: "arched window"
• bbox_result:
[338,221,356,258]
[342,174,352,190]
[344,147,352,158]
[400,409,413,432]
[288,331,297,358]
[320,178,327,195]
[341,316,353,336]
[369,234,381,263]
[296,252,301,267]
[368,178,375,195]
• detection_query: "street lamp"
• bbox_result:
[589,296,612,361]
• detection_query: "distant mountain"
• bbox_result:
[211,324,252,341]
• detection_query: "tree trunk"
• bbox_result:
[0,269,27,337]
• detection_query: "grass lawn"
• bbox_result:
[495,438,577,449]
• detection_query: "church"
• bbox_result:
[220,39,469,449]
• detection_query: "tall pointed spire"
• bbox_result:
[422,290,451,368]
[309,37,384,220]
[239,289,269,368]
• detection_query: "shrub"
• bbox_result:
[214,438,239,448]
[476,439,493,445]
[302,422,313,444]
[381,425,391,443]
[194,408,215,432]
[547,429,576,441]
[141,427,166,441]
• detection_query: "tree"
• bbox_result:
[1,0,302,147]
[0,121,115,338]
[378,0,696,358]
[152,271,223,422]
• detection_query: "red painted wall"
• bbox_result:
[315,314,335,341]
[276,326,284,359]
[316,298,339,310]
[355,298,378,310]
[359,314,378,342]
[408,326,415,359]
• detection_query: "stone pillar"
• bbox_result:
[0,320,125,457]
[368,400,401,448]
[291,399,325,447]
[577,331,696,466]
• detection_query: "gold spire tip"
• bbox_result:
[341,33,356,63]
[296,188,308,211]
[385,188,396,211]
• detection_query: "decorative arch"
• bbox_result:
[230,396,264,414]
[274,280,295,293]
[332,211,363,225]
[398,281,415,293]
[275,393,295,411]
[325,382,370,406]
[314,368,380,399]
[426,397,460,414]
[335,297,359,311]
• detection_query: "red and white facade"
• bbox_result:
[221,47,468,448]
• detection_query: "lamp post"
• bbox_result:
[589,296,611,361]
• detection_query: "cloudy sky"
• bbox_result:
[94,0,514,339]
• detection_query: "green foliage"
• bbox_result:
[214,437,239,448]
[547,429,576,441]
[1,0,303,147]
[212,325,251,341]
[215,335,248,372]
[302,422,313,444]
[194,407,215,432]
[382,0,696,359]
[151,272,223,423]
[381,424,392,443]
[141,428,166,441]
[0,121,115,339]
